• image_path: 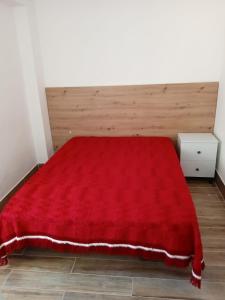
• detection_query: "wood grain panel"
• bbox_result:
[46,82,218,150]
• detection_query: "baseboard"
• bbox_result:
[0,164,42,211]
[215,171,225,200]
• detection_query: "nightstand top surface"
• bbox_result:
[178,133,218,143]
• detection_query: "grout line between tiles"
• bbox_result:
[70,257,76,273]
[131,277,134,296]
[61,290,65,300]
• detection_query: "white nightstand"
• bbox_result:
[177,133,218,178]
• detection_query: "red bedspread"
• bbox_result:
[0,137,204,287]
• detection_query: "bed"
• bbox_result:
[0,137,204,287]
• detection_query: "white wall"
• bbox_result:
[0,0,53,200]
[14,1,53,162]
[0,0,36,200]
[34,0,225,87]
[215,63,225,184]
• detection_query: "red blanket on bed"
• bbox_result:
[0,137,204,287]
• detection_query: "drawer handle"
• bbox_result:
[195,168,199,172]
[197,151,202,154]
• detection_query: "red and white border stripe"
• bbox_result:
[0,234,192,259]
[0,234,203,281]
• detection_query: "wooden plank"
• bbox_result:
[73,258,189,279]
[202,237,225,250]
[4,270,132,296]
[198,216,225,227]
[0,269,11,286]
[0,289,63,300]
[132,277,225,299]
[195,206,225,218]
[200,226,225,236]
[202,266,225,282]
[46,82,218,150]
[201,227,225,249]
[7,255,75,273]
[192,193,225,208]
[190,186,218,194]
[204,250,225,267]
[64,292,183,300]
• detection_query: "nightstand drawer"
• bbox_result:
[180,142,217,161]
[180,160,216,177]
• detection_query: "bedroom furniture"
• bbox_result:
[46,82,218,150]
[0,137,204,287]
[178,133,218,178]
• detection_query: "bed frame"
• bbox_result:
[46,82,219,150]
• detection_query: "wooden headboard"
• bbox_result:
[46,82,218,150]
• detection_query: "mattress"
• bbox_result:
[0,137,204,287]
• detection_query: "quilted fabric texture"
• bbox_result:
[0,137,204,287]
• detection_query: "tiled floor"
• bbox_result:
[0,180,225,299]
